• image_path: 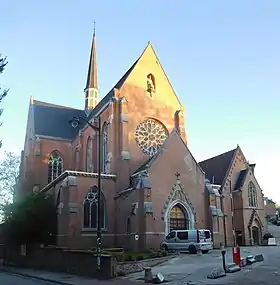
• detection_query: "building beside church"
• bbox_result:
[264,198,277,221]
[18,31,266,250]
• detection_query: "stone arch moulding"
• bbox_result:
[161,180,196,235]
[164,199,195,235]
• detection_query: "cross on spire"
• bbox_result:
[175,172,180,179]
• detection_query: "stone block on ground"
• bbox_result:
[246,255,256,265]
[207,268,226,279]
[226,263,241,273]
[255,254,264,262]
[268,238,277,246]
[153,273,165,284]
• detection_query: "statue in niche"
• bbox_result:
[147,74,156,96]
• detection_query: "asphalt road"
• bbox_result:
[0,272,53,285]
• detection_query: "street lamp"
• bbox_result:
[69,115,102,271]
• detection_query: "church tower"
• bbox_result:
[84,24,99,113]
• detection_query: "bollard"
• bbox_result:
[232,245,241,265]
[221,245,226,273]
[144,267,153,283]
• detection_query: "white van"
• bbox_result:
[160,229,213,253]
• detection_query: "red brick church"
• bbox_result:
[18,30,267,250]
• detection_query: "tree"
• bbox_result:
[0,54,9,148]
[2,191,57,245]
[0,151,20,218]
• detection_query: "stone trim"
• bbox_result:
[114,188,134,199]
[41,170,116,193]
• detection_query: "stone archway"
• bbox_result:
[165,200,194,235]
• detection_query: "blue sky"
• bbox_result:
[1,1,279,202]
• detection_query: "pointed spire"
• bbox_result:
[85,21,98,90]
[84,21,99,112]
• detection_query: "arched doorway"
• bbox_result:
[169,204,189,231]
[251,219,261,245]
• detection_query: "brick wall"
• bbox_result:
[2,245,116,279]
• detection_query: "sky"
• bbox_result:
[0,1,279,202]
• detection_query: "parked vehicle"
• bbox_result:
[160,229,213,254]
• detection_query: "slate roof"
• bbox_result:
[198,148,236,185]
[32,55,139,140]
[234,169,249,190]
[33,100,85,140]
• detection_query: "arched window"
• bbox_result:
[48,151,63,183]
[102,124,109,173]
[169,204,188,231]
[248,182,257,207]
[83,186,106,229]
[86,137,93,172]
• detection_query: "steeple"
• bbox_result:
[84,22,99,113]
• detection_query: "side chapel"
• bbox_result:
[18,31,267,250]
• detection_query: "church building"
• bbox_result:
[18,30,267,250]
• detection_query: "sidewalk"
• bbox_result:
[0,266,139,285]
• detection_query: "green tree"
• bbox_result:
[2,191,57,245]
[0,54,9,148]
[0,151,20,217]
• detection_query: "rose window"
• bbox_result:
[134,118,169,157]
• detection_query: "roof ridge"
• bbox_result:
[33,99,83,111]
[199,148,237,164]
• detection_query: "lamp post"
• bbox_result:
[69,115,102,270]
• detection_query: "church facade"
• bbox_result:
[18,32,267,250]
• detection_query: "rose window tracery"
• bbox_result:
[134,118,169,157]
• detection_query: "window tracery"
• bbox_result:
[48,151,63,183]
[134,118,169,157]
[248,182,257,207]
[83,186,106,229]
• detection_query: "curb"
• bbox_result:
[0,267,73,285]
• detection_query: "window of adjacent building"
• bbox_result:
[83,186,106,229]
[101,123,109,173]
[248,181,257,207]
[48,151,63,183]
[86,137,93,172]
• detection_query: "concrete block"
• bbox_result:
[268,238,277,246]
[153,273,164,284]
[246,255,256,265]
[144,267,153,283]
[226,263,241,273]
[207,268,226,279]
[255,254,264,262]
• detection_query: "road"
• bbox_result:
[0,272,53,285]
[124,225,280,284]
